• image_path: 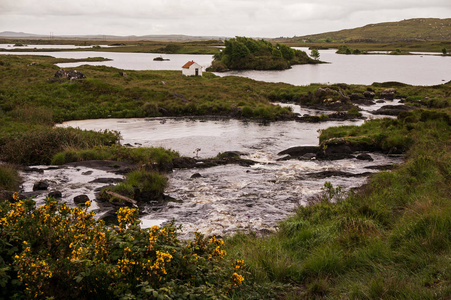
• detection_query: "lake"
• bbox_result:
[1,47,449,85]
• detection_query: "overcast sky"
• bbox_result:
[1,0,450,38]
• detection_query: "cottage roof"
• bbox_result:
[182,61,196,69]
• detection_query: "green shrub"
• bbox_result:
[0,197,246,299]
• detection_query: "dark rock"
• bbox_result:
[318,143,354,160]
[300,153,316,160]
[65,160,136,175]
[48,191,62,199]
[82,171,93,176]
[221,151,248,157]
[22,167,45,173]
[74,195,90,205]
[363,91,376,99]
[373,105,415,116]
[90,178,124,184]
[305,170,372,179]
[376,100,385,103]
[276,155,292,161]
[97,210,119,226]
[315,87,338,98]
[380,88,396,100]
[350,93,364,101]
[356,153,374,161]
[173,157,197,168]
[54,69,86,80]
[278,146,320,157]
[365,164,396,171]
[191,173,202,179]
[33,180,49,191]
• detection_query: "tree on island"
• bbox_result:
[208,37,318,71]
[310,48,320,60]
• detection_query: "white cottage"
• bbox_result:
[182,61,202,76]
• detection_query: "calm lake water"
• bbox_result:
[1,47,449,85]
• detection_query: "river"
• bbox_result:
[21,107,402,239]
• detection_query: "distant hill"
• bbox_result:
[0,31,226,42]
[290,18,451,43]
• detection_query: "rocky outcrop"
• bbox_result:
[277,137,387,161]
[54,69,86,80]
[380,88,396,100]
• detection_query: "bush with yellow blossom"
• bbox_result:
[0,194,246,299]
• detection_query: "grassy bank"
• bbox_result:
[226,108,451,298]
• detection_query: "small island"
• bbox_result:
[153,56,170,61]
[207,36,320,71]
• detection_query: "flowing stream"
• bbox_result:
[20,102,403,239]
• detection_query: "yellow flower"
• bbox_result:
[231,272,244,286]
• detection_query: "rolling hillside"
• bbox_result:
[290,18,451,43]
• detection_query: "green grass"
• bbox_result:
[226,108,451,298]
[51,146,179,169]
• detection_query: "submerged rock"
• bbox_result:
[48,191,62,199]
[356,153,374,161]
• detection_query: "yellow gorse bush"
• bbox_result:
[0,195,245,299]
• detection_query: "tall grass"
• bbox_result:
[0,164,21,190]
[0,127,119,165]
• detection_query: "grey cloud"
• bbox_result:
[0,0,450,37]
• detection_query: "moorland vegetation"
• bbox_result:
[0,53,450,298]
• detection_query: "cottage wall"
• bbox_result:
[182,62,203,76]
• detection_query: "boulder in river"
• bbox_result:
[74,194,90,205]
[278,146,320,158]
[33,180,49,191]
